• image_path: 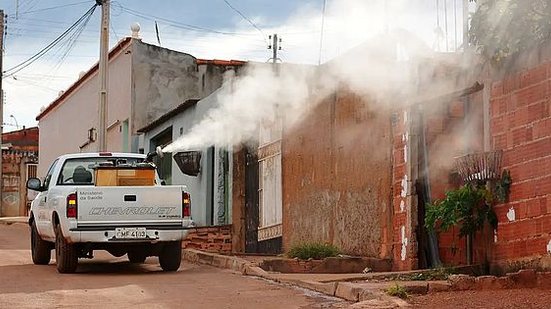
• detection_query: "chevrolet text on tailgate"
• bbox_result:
[27,152,194,273]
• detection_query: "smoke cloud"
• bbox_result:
[163,0,463,153]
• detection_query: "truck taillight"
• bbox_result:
[67,193,78,218]
[182,192,191,218]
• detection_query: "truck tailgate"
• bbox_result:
[76,186,184,226]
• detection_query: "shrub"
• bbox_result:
[287,243,340,260]
[386,284,408,299]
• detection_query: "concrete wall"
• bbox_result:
[282,90,393,258]
[131,42,199,136]
[1,152,35,217]
[37,42,132,177]
[143,89,232,227]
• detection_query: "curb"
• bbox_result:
[182,249,410,307]
[0,218,28,226]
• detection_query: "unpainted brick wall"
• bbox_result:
[428,94,488,267]
[391,109,418,271]
[182,225,232,254]
[490,61,551,265]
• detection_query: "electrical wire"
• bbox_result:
[222,0,266,39]
[19,0,91,16]
[3,4,98,78]
[49,5,96,80]
[117,4,261,39]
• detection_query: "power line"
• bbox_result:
[3,4,98,78]
[49,5,96,79]
[222,0,265,38]
[19,0,91,16]
[117,4,261,39]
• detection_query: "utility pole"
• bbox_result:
[463,0,469,50]
[267,34,281,64]
[0,10,4,216]
[97,0,110,152]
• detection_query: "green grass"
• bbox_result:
[287,243,340,260]
[406,267,456,281]
[386,284,409,299]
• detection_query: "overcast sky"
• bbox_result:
[0,0,468,131]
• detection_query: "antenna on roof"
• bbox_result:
[155,21,162,46]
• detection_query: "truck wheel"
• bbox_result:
[159,241,181,272]
[128,251,147,263]
[55,225,78,273]
[31,220,51,265]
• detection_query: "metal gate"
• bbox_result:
[244,145,282,254]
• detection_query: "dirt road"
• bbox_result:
[0,223,346,309]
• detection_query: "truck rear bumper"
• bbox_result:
[66,225,194,243]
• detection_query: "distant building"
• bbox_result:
[1,127,39,217]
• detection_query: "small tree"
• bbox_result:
[425,184,498,264]
[469,0,551,63]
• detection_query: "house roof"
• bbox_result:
[2,126,39,152]
[196,59,246,66]
[137,99,200,134]
[35,37,133,121]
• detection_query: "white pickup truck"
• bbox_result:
[27,152,194,273]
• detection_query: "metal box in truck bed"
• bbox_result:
[95,165,156,186]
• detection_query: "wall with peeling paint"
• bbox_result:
[1,151,37,217]
[282,90,393,258]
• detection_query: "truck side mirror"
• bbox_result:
[26,178,44,191]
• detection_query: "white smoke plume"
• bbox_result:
[163,0,456,153]
[163,63,318,152]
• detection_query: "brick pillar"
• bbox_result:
[392,108,419,270]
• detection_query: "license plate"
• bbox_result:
[115,227,147,239]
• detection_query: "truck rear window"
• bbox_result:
[57,157,143,185]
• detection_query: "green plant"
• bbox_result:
[425,184,498,237]
[287,243,340,260]
[407,267,457,281]
[386,284,408,299]
[494,170,512,203]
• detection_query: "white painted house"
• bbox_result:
[138,88,235,227]
[36,33,244,177]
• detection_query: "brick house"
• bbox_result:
[390,46,551,273]
[1,127,39,217]
[268,43,551,273]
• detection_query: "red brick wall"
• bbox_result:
[427,93,488,266]
[182,225,232,254]
[390,109,417,270]
[489,61,551,270]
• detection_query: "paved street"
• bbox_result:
[0,223,347,309]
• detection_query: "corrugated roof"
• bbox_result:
[35,37,133,121]
[137,99,200,134]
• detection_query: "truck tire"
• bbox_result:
[31,220,51,265]
[159,241,181,272]
[127,251,147,263]
[55,225,78,273]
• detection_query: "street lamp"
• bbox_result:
[9,115,18,129]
